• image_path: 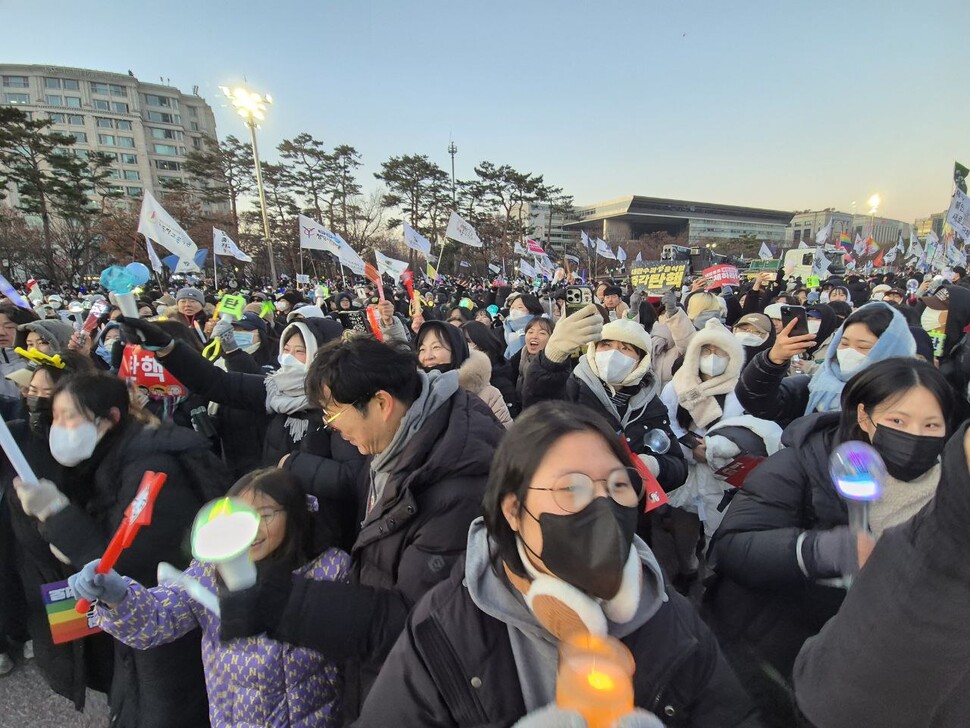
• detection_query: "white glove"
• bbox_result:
[705,434,741,472]
[14,477,69,521]
[637,453,660,476]
[613,709,666,727]
[545,304,604,363]
[512,705,585,727]
[211,316,234,340]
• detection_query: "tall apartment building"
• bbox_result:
[0,64,224,211]
[787,209,911,247]
[510,201,578,255]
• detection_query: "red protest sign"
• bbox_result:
[118,344,187,399]
[620,437,669,513]
[703,265,740,290]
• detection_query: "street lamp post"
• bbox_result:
[447,141,457,204]
[221,85,277,284]
[867,194,881,246]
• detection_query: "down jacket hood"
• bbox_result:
[457,349,492,395]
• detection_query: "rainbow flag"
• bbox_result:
[42,580,102,644]
[839,232,852,250]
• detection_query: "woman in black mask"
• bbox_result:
[707,357,954,726]
[353,401,759,727]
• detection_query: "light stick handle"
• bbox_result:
[0,415,38,486]
[114,291,139,319]
[158,562,220,616]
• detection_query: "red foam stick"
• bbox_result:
[620,438,669,513]
[366,305,384,342]
[75,471,167,613]
[364,262,385,303]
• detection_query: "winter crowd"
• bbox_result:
[1,264,969,728]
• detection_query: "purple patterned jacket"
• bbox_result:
[95,549,349,728]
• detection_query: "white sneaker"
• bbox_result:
[22,641,33,660]
[0,653,13,676]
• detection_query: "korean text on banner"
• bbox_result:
[702,265,739,289]
[445,211,483,248]
[137,192,197,259]
[119,344,187,398]
[402,222,432,255]
[42,580,102,644]
[630,261,688,295]
[298,214,340,254]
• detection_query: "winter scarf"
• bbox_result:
[572,354,657,431]
[264,322,319,442]
[671,319,744,429]
[805,302,916,415]
[503,314,534,360]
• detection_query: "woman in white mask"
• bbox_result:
[502,293,543,361]
[521,305,688,495]
[659,319,750,586]
[12,372,228,728]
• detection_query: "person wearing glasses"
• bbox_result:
[68,468,349,728]
[217,336,505,723]
[118,315,366,552]
[354,402,760,727]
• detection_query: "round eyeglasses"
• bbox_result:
[528,467,642,513]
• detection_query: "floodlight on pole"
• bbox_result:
[221,85,277,284]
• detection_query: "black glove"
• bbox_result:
[218,559,295,642]
[799,526,859,580]
[117,316,173,352]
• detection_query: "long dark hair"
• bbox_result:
[227,468,314,568]
[54,372,130,426]
[483,401,637,577]
[838,357,955,443]
[461,320,504,365]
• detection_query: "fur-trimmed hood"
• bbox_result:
[674,317,745,385]
[458,349,492,395]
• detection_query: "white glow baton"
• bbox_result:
[0,414,38,485]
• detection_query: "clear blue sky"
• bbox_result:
[4,0,967,222]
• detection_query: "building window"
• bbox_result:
[145,94,178,109]
[116,136,135,148]
[45,78,62,89]
[96,117,114,128]
[190,122,199,131]
[126,187,142,197]
[110,85,126,96]
[91,82,122,96]
[192,137,202,150]
[123,170,140,180]
[108,169,121,179]
[64,79,80,90]
[3,93,29,104]
[93,99,110,111]
[154,159,181,171]
[48,112,65,123]
[150,127,182,141]
[98,134,116,145]
[116,120,132,131]
[45,94,63,106]
[65,96,81,108]
[188,105,197,116]
[3,76,29,88]
[146,110,179,124]
[70,131,87,143]
[67,114,83,125]
[153,143,179,156]
[111,102,128,114]
[120,153,138,165]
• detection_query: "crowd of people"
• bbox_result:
[1,263,968,727]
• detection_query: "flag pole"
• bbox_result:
[436,238,447,272]
[213,251,218,291]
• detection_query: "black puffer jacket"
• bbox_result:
[356,557,762,728]
[41,422,230,728]
[1,420,114,710]
[706,413,848,678]
[734,350,811,428]
[521,351,688,491]
[269,387,504,722]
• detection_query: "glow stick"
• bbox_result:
[0,415,38,485]
[157,562,220,616]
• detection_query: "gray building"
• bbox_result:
[564,195,792,246]
[0,64,224,211]
[787,210,854,245]
[510,201,579,256]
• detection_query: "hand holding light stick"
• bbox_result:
[556,633,635,728]
[191,498,260,591]
[830,442,885,586]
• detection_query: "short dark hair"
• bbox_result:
[306,337,421,413]
[839,357,955,442]
[228,468,315,568]
[32,350,96,387]
[461,320,504,364]
[524,317,554,337]
[0,302,38,348]
[53,372,130,425]
[842,303,894,339]
[483,401,638,578]
[516,294,544,316]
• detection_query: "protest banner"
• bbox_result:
[42,580,102,644]
[702,264,740,289]
[629,261,688,295]
[119,345,188,398]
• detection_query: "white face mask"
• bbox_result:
[594,349,638,385]
[920,308,944,332]
[49,421,101,467]
[699,353,728,377]
[836,346,868,374]
[820,292,830,303]
[278,353,306,371]
[734,332,765,347]
[507,308,529,322]
[807,319,822,334]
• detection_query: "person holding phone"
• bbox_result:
[736,302,917,427]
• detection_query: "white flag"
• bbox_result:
[758,242,773,260]
[298,214,340,255]
[853,234,867,256]
[513,242,528,256]
[616,246,628,262]
[811,250,831,278]
[518,259,536,278]
[212,228,252,262]
[797,241,809,249]
[815,220,832,246]
[146,239,163,274]
[402,222,432,256]
[908,240,924,261]
[334,233,366,276]
[946,188,970,241]
[174,256,201,274]
[635,251,642,262]
[580,230,593,249]
[884,246,898,264]
[445,211,483,248]
[488,263,500,274]
[375,250,409,279]
[595,238,616,260]
[907,230,919,258]
[534,256,554,278]
[138,192,197,258]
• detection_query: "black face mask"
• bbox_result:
[871,424,946,481]
[524,497,638,600]
[423,363,455,375]
[26,395,53,436]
